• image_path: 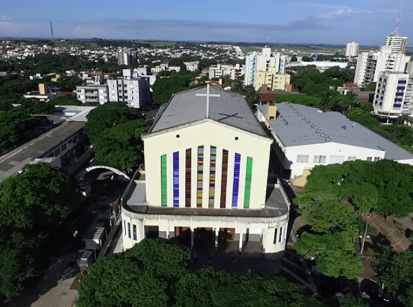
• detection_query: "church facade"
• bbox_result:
[121,86,290,257]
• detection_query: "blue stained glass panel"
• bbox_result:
[232,153,241,207]
[173,151,179,207]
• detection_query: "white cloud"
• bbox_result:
[73,26,102,38]
[0,21,20,35]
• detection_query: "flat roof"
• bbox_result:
[0,121,85,182]
[259,103,413,161]
[149,87,267,137]
[124,182,288,218]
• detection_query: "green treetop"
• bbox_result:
[93,120,149,169]
[84,102,142,143]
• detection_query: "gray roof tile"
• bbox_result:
[150,87,266,137]
[259,102,413,161]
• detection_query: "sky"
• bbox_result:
[0,0,412,46]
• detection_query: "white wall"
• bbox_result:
[143,120,272,210]
[284,142,385,178]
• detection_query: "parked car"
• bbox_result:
[360,279,393,304]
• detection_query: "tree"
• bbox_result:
[295,232,363,279]
[77,254,169,307]
[0,230,36,298]
[0,163,76,229]
[125,238,191,281]
[0,108,36,151]
[84,102,142,143]
[291,55,298,62]
[20,98,55,115]
[77,239,190,307]
[375,247,413,296]
[176,268,327,307]
[364,82,376,92]
[94,119,149,169]
[152,77,190,104]
[77,239,326,307]
[0,100,13,111]
[339,294,368,307]
[54,75,82,92]
[302,56,311,62]
[50,96,81,106]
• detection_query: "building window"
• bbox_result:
[133,224,137,240]
[173,152,179,207]
[161,155,167,206]
[244,157,253,209]
[374,157,380,161]
[197,146,204,207]
[185,149,191,208]
[124,220,126,235]
[348,156,356,161]
[128,222,131,239]
[209,146,216,208]
[220,150,229,208]
[232,153,241,208]
[279,226,283,243]
[367,157,373,161]
[273,228,278,244]
[313,155,326,163]
[54,148,60,156]
[297,155,309,163]
[61,144,67,151]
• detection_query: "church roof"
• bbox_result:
[149,86,267,137]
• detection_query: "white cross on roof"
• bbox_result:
[196,84,220,118]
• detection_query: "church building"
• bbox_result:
[121,85,290,257]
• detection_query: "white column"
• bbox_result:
[239,231,243,253]
[166,229,170,240]
[215,228,219,251]
[191,227,195,249]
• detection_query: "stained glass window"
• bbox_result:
[209,146,216,207]
[173,152,179,207]
[244,157,253,208]
[232,153,241,207]
[161,155,167,206]
[197,146,204,207]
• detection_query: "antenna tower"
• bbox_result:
[395,7,402,33]
[50,21,54,40]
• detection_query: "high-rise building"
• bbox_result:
[120,86,290,258]
[384,32,407,53]
[354,46,410,87]
[373,62,413,118]
[244,47,287,86]
[345,42,359,57]
[107,69,151,109]
[117,49,138,66]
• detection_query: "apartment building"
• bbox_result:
[117,49,138,66]
[209,63,244,80]
[253,68,291,91]
[345,42,359,57]
[354,46,410,87]
[184,61,199,72]
[384,32,408,53]
[76,84,108,104]
[244,47,287,86]
[107,69,151,109]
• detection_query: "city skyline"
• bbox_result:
[0,0,412,45]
